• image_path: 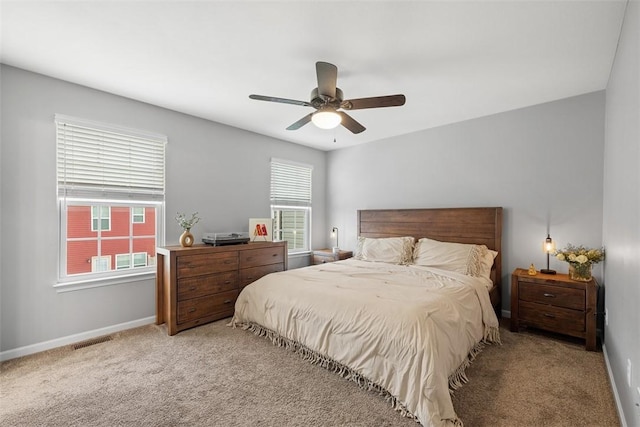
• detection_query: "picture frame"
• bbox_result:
[248,218,273,242]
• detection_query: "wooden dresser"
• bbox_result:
[156,241,287,335]
[510,267,598,351]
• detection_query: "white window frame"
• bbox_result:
[270,158,313,254]
[115,253,131,270]
[115,252,147,270]
[91,206,111,231]
[91,256,111,272]
[132,207,145,224]
[55,115,166,291]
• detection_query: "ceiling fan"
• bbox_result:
[249,61,406,134]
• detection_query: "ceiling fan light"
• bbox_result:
[312,109,341,129]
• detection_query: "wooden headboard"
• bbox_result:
[357,207,503,315]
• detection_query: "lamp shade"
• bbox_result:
[541,233,556,274]
[312,109,341,129]
[331,227,339,250]
[543,234,556,253]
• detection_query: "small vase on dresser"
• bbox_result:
[179,229,194,247]
[175,212,200,248]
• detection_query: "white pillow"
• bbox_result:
[479,248,498,281]
[413,237,494,278]
[355,236,415,264]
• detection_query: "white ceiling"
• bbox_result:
[0,1,628,151]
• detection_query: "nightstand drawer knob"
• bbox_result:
[543,293,555,298]
[543,313,556,318]
[223,299,232,304]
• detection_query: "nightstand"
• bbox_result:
[510,268,598,351]
[312,248,353,265]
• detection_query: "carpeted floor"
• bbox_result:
[0,318,620,426]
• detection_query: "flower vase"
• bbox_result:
[179,229,194,247]
[569,263,592,281]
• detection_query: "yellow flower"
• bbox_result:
[575,254,588,264]
[556,253,566,261]
[568,254,577,262]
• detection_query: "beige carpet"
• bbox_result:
[0,318,620,427]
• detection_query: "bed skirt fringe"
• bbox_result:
[232,320,494,426]
[449,325,501,396]
[484,324,502,345]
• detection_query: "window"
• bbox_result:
[131,207,145,224]
[91,256,111,273]
[115,252,147,270]
[91,206,111,231]
[270,159,312,253]
[56,115,166,285]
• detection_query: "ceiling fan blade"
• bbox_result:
[316,61,337,99]
[249,94,312,107]
[341,94,406,110]
[337,111,366,134]
[286,113,313,130]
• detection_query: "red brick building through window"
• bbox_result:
[66,205,157,275]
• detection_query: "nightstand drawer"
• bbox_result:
[313,254,335,264]
[519,282,584,310]
[519,300,585,333]
[312,249,353,265]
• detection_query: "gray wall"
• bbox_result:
[0,65,326,355]
[603,0,640,425]
[327,91,606,310]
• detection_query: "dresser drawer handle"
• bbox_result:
[246,277,253,281]
[272,253,278,257]
[224,280,231,284]
[223,299,233,304]
[543,313,555,318]
[189,307,196,313]
[246,257,253,262]
[543,293,555,298]
[189,286,196,291]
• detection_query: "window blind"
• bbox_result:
[56,115,167,201]
[270,159,312,207]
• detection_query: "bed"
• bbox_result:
[231,207,502,427]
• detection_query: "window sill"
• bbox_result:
[54,271,155,293]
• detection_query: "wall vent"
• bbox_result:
[72,335,113,350]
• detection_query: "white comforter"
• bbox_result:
[231,259,500,427]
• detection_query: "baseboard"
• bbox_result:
[0,316,156,362]
[603,343,628,427]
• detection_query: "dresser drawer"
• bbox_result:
[240,247,284,268]
[239,263,284,288]
[176,290,238,324]
[519,300,585,333]
[177,271,238,301]
[177,251,238,278]
[518,281,585,310]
